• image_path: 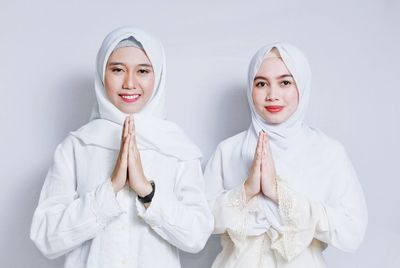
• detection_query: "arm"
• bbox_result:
[268,150,368,261]
[136,159,214,253]
[30,138,124,259]
[204,142,274,242]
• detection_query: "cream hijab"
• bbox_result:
[242,43,312,168]
[71,26,201,160]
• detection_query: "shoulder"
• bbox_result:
[216,131,247,153]
[56,130,87,156]
[56,135,78,155]
[308,127,349,160]
[206,131,246,168]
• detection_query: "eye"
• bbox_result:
[281,80,292,87]
[255,81,267,88]
[138,68,152,75]
[111,67,124,73]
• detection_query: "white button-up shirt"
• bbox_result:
[30,134,214,268]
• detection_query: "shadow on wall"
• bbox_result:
[17,74,94,267]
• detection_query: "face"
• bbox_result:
[252,50,299,124]
[104,46,155,114]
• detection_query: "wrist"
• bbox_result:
[244,181,258,202]
[111,178,124,194]
[262,180,278,203]
[269,183,278,203]
[136,179,153,197]
[138,180,155,204]
[264,190,278,203]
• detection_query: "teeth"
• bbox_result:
[121,94,139,100]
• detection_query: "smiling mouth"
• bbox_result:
[265,106,284,113]
[119,94,141,103]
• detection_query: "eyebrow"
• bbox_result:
[254,74,293,80]
[108,62,152,68]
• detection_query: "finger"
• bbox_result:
[254,154,262,173]
[131,116,137,150]
[128,115,133,135]
[250,134,262,175]
[123,116,129,138]
[260,134,266,164]
[262,132,267,157]
[264,132,269,147]
[121,133,130,164]
[255,131,263,158]
[131,119,138,150]
[125,115,130,135]
[119,117,128,153]
[129,128,135,152]
[263,134,276,174]
[263,133,273,159]
[132,133,140,158]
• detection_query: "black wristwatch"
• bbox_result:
[138,181,155,204]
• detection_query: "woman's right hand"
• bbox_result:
[111,116,131,193]
[244,132,264,202]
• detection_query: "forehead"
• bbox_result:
[256,56,291,78]
[107,46,151,65]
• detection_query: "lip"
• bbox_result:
[119,94,141,103]
[265,105,284,113]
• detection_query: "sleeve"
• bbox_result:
[209,184,268,241]
[30,138,125,259]
[204,146,280,246]
[135,159,214,253]
[267,149,368,261]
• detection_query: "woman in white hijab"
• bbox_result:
[30,26,214,268]
[204,43,368,267]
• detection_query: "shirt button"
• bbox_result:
[121,260,127,266]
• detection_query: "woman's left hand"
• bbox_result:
[126,116,153,198]
[260,132,278,203]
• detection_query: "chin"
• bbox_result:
[265,120,282,125]
[115,104,141,114]
[261,115,286,125]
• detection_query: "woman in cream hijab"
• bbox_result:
[204,43,368,267]
[30,26,213,268]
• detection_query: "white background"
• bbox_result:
[1,0,399,267]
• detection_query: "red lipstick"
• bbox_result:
[265,106,284,113]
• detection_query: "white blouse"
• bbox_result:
[30,134,214,268]
[205,131,368,268]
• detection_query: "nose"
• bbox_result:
[123,72,137,90]
[265,85,279,101]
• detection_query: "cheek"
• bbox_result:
[104,73,121,94]
[141,74,155,93]
[252,88,264,108]
[286,87,299,110]
[104,81,114,100]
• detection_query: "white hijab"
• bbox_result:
[71,26,201,160]
[241,43,313,169]
[205,43,367,248]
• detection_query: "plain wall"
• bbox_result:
[1,0,399,267]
